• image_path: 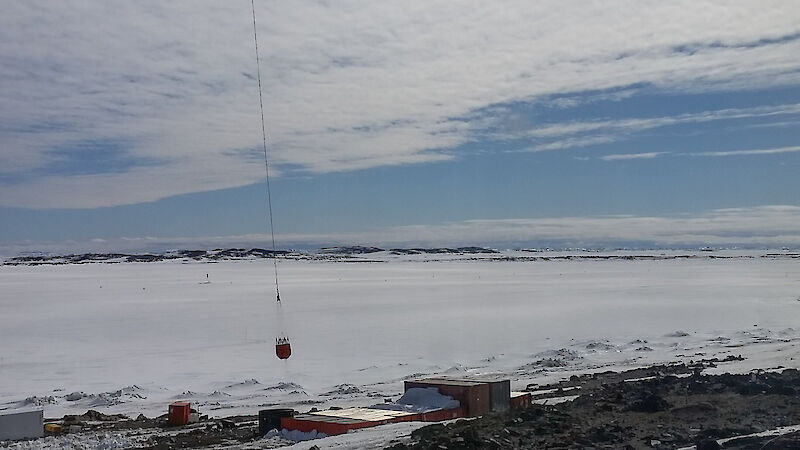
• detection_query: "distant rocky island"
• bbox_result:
[2,246,499,265]
[4,246,797,266]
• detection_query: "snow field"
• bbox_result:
[1,252,798,422]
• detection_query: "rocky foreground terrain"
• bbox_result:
[391,364,800,450]
[21,363,800,449]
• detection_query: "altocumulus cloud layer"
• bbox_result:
[1,1,800,208]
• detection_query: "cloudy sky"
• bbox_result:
[1,1,799,253]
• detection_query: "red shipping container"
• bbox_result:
[169,401,191,426]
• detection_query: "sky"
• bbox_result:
[1,1,800,254]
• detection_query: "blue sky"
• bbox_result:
[1,1,800,253]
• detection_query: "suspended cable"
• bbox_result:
[250,0,281,304]
[251,1,291,360]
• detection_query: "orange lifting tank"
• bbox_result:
[276,337,291,359]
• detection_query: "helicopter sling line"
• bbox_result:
[250,0,291,360]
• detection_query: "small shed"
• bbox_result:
[0,409,44,441]
[510,391,533,409]
[404,377,512,416]
[404,378,492,416]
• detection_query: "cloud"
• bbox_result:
[5,205,799,255]
[358,205,800,248]
[2,1,800,208]
[518,103,800,152]
[527,135,617,152]
[543,87,642,109]
[694,145,800,157]
[599,152,665,161]
[597,145,800,162]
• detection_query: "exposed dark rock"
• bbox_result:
[393,367,800,450]
[695,439,722,450]
[630,392,670,413]
[319,246,384,254]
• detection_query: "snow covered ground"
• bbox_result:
[1,250,799,447]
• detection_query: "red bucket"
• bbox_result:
[276,340,292,359]
[168,401,191,426]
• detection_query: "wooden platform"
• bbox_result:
[281,406,466,435]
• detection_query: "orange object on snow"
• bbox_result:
[276,337,291,359]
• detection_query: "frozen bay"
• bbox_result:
[1,250,798,420]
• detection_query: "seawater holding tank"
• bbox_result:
[259,408,295,435]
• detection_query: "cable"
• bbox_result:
[250,0,281,303]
